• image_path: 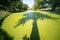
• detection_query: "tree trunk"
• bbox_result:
[51,3,57,11]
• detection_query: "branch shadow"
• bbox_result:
[23,34,29,40]
[15,12,59,40]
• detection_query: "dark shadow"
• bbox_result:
[30,20,40,40]
[41,10,60,15]
[0,13,13,40]
[50,11,60,15]
[15,12,59,40]
[0,29,13,40]
[0,14,10,27]
[23,34,29,40]
[40,10,51,12]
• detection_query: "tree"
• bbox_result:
[0,0,10,10]
[46,0,60,11]
[34,0,42,9]
[34,0,60,11]
[22,4,29,10]
[34,0,48,10]
[0,0,23,12]
[15,12,57,40]
[8,0,23,12]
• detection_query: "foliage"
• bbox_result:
[48,0,60,10]
[34,0,48,10]
[33,0,60,11]
[22,4,29,10]
[0,0,24,12]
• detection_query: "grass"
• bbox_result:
[0,10,60,40]
[0,10,10,20]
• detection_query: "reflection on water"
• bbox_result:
[25,10,33,13]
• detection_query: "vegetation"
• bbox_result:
[0,0,29,12]
[22,4,29,10]
[0,0,60,11]
[33,0,60,11]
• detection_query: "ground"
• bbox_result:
[0,10,60,40]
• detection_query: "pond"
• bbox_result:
[1,11,60,40]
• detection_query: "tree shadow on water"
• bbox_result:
[30,20,40,40]
[15,12,59,40]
